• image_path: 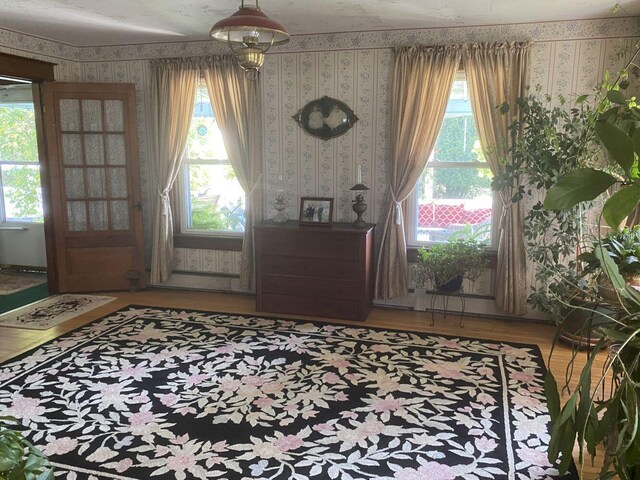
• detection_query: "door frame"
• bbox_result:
[0,52,59,292]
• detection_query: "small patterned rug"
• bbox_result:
[0,306,577,479]
[0,271,46,295]
[0,294,115,330]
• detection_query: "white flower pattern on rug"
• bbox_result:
[0,307,575,479]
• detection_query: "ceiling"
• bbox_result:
[0,0,637,47]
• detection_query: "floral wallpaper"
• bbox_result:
[0,17,638,288]
[0,27,80,80]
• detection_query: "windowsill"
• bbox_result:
[174,234,243,251]
[406,245,498,268]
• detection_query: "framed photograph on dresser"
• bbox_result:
[299,197,333,226]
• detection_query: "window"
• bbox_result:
[407,74,495,246]
[180,85,245,234]
[0,86,43,223]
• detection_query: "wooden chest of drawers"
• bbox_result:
[254,221,375,321]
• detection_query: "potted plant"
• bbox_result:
[579,226,640,303]
[542,54,640,478]
[598,226,640,285]
[0,416,53,480]
[491,85,602,324]
[413,239,488,292]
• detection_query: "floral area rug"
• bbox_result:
[0,306,577,479]
[0,294,115,330]
[0,271,46,295]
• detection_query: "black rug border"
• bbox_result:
[0,303,551,373]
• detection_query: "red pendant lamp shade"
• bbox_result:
[210,1,289,74]
[210,4,290,45]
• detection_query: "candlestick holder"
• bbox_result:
[350,182,369,228]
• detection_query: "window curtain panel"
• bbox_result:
[149,58,199,284]
[375,44,462,299]
[463,42,531,315]
[203,56,262,290]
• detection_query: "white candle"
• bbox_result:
[357,164,362,184]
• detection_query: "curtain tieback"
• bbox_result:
[160,191,171,216]
[247,173,263,199]
[498,193,514,228]
[390,190,402,225]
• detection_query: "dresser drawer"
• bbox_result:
[262,274,356,300]
[260,255,358,280]
[260,293,362,320]
[259,230,359,260]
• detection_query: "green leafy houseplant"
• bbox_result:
[0,417,53,480]
[413,239,488,291]
[599,226,640,283]
[491,85,603,323]
[580,226,640,286]
[543,55,640,479]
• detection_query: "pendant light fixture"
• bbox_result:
[210,0,290,77]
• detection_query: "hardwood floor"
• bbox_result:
[0,288,607,479]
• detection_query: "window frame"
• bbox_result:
[177,84,245,238]
[406,71,499,249]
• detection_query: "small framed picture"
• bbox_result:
[299,197,334,226]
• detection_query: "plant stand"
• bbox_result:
[428,286,465,328]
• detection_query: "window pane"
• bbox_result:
[110,200,130,230]
[449,79,468,100]
[82,99,103,131]
[416,166,492,242]
[0,105,38,163]
[1,165,43,222]
[415,77,493,244]
[67,201,87,231]
[433,116,484,164]
[187,163,245,232]
[64,167,85,199]
[186,87,228,160]
[104,100,124,131]
[59,99,80,131]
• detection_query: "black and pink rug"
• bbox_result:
[0,306,575,479]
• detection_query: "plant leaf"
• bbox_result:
[544,168,617,210]
[545,371,561,421]
[633,128,640,159]
[559,418,577,474]
[594,245,627,293]
[596,121,635,173]
[607,89,626,105]
[602,185,640,230]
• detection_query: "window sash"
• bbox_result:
[179,159,245,237]
[407,72,497,248]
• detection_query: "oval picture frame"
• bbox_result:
[292,96,358,141]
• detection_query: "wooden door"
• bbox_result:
[42,82,145,292]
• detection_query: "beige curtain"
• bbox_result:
[375,44,462,299]
[463,42,531,315]
[149,59,199,284]
[203,56,262,289]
